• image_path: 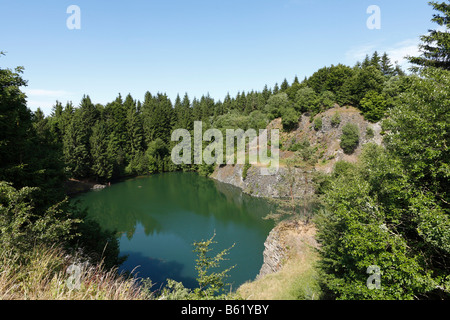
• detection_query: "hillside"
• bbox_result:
[211,105,382,197]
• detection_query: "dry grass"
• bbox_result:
[0,246,150,300]
[237,246,320,300]
[237,221,322,300]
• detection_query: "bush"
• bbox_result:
[242,163,251,180]
[282,107,299,131]
[265,93,291,120]
[340,123,359,154]
[360,90,388,122]
[330,112,341,127]
[313,117,323,131]
[366,126,375,139]
[294,87,319,113]
[319,91,336,110]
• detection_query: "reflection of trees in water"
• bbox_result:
[74,172,274,240]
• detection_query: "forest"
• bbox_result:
[0,1,448,300]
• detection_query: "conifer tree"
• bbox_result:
[408,1,450,70]
[380,52,395,76]
[90,120,113,181]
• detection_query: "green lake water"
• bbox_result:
[72,172,275,290]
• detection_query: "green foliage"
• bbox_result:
[340,123,359,154]
[90,121,113,181]
[307,64,355,105]
[265,93,291,120]
[313,117,323,131]
[281,107,299,131]
[159,233,236,300]
[242,163,251,180]
[408,1,450,71]
[359,90,388,122]
[317,68,450,300]
[383,67,450,211]
[347,66,385,106]
[289,139,318,165]
[366,126,375,139]
[318,90,336,110]
[330,112,341,127]
[317,143,450,299]
[63,109,92,179]
[0,182,78,255]
[294,87,319,113]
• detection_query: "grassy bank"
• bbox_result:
[0,246,149,300]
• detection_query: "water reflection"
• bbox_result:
[73,172,275,288]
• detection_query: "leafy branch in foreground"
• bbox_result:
[193,233,236,298]
[159,233,236,300]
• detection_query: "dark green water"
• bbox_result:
[72,172,274,290]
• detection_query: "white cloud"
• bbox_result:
[345,43,379,63]
[384,39,420,67]
[345,38,421,69]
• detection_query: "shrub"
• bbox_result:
[265,93,291,120]
[330,112,341,127]
[366,126,375,139]
[340,123,359,154]
[294,87,319,113]
[242,163,251,180]
[359,90,388,122]
[281,107,299,131]
[319,91,336,110]
[313,117,323,131]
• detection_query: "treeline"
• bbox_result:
[35,50,407,183]
[0,53,122,269]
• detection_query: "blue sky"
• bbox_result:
[0,0,436,115]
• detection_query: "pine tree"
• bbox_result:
[90,120,113,181]
[370,51,382,70]
[126,101,144,158]
[380,52,395,76]
[361,54,371,68]
[63,109,91,179]
[280,78,289,91]
[273,83,280,94]
[408,1,450,70]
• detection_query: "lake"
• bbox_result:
[72,172,275,290]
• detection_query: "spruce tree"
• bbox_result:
[90,120,113,181]
[380,52,395,76]
[408,1,450,70]
[280,78,289,91]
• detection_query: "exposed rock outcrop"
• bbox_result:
[211,164,315,199]
[258,219,318,278]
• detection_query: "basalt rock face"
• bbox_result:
[211,164,316,199]
[258,219,319,278]
[257,226,286,278]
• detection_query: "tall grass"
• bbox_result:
[0,246,150,300]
